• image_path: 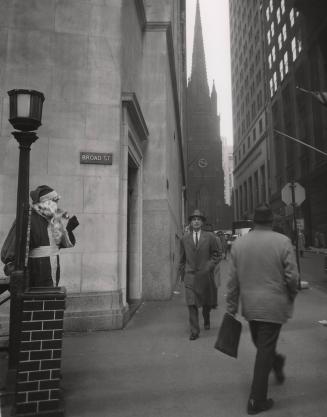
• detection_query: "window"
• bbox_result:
[267,30,271,45]
[271,22,275,37]
[253,127,257,142]
[281,0,285,14]
[290,8,295,26]
[270,0,273,12]
[278,33,283,50]
[298,35,302,53]
[252,101,256,118]
[282,24,287,41]
[266,7,270,21]
[277,7,281,23]
[291,37,297,61]
[259,118,263,133]
[273,71,278,91]
[270,79,274,97]
[284,51,289,73]
[279,60,284,81]
[272,46,276,62]
[268,54,272,69]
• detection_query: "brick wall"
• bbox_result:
[15,287,66,417]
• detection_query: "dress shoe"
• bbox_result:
[247,398,274,415]
[189,333,199,340]
[204,322,210,330]
[273,354,285,384]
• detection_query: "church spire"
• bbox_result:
[211,80,217,113]
[189,0,210,98]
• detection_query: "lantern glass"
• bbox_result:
[17,94,31,118]
[8,89,45,132]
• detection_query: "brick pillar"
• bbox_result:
[15,287,66,417]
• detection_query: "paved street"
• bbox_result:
[61,258,327,417]
[300,251,327,293]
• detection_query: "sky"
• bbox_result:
[186,0,233,146]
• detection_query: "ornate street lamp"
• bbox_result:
[7,89,45,369]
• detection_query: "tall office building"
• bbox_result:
[222,138,233,206]
[263,0,327,243]
[229,0,270,222]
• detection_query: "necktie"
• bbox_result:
[195,232,198,247]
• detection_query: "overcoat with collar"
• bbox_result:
[179,230,220,306]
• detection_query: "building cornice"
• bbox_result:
[144,21,186,186]
[134,0,147,31]
[122,92,149,142]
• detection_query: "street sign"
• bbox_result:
[281,182,305,206]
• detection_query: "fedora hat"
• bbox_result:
[189,209,206,222]
[253,203,273,224]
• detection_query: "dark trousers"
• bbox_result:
[188,305,211,335]
[249,320,282,402]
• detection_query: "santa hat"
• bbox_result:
[30,185,60,204]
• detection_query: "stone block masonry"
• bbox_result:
[15,287,66,417]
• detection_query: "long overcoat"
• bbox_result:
[179,230,220,307]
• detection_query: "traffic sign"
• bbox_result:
[281,182,305,206]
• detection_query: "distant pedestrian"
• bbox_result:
[179,209,220,340]
[1,185,79,287]
[297,230,305,257]
[226,204,299,415]
[216,230,227,259]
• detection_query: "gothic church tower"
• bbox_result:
[186,0,226,229]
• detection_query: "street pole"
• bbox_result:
[290,179,301,289]
[8,131,37,370]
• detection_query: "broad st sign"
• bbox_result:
[80,152,113,165]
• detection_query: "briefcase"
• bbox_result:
[214,312,242,358]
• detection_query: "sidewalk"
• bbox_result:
[61,261,327,417]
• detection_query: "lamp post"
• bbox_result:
[7,89,45,370]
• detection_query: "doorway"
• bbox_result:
[126,155,142,307]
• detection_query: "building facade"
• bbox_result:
[263,0,327,244]
[222,139,233,206]
[229,0,270,222]
[186,0,228,230]
[0,0,187,331]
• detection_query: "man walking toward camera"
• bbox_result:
[226,204,298,415]
[179,209,220,340]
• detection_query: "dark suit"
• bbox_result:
[179,230,220,335]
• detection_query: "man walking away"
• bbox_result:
[226,204,298,414]
[179,210,220,340]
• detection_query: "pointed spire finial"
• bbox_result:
[190,0,209,97]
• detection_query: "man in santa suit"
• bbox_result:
[1,185,79,287]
